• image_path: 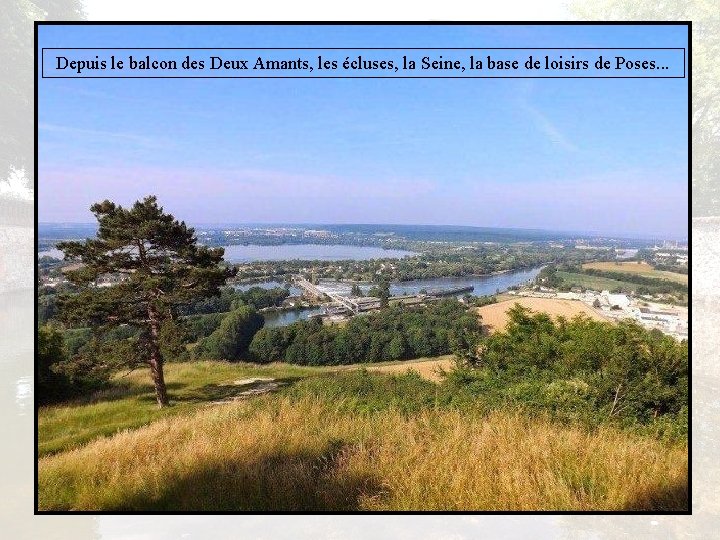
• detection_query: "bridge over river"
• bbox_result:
[294,276,472,315]
[294,277,379,314]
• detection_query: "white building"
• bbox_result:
[600,290,631,309]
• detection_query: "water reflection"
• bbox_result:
[262,307,325,327]
[317,267,542,298]
[0,288,99,538]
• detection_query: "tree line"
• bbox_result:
[229,244,604,284]
[537,264,687,296]
[581,268,687,293]
[249,300,481,365]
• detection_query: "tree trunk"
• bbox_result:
[148,306,169,407]
[149,352,168,407]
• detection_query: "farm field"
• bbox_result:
[476,297,607,333]
[582,261,687,285]
[556,271,636,292]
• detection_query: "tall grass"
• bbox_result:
[37,361,325,456]
[38,396,687,511]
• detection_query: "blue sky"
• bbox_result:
[38,24,688,239]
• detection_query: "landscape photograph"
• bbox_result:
[36,24,689,512]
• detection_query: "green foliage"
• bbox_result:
[194,306,264,361]
[652,263,688,275]
[37,293,58,324]
[184,312,227,341]
[367,281,390,307]
[249,300,481,365]
[63,327,92,356]
[465,294,498,308]
[158,319,191,361]
[450,304,688,439]
[181,286,289,314]
[57,196,233,332]
[535,265,563,288]
[37,325,73,404]
[55,196,235,405]
[180,287,241,315]
[286,370,440,414]
[37,325,110,404]
[237,286,290,310]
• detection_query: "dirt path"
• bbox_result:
[210,377,280,404]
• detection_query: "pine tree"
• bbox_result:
[57,196,235,406]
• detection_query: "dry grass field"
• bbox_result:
[582,261,688,285]
[364,355,455,382]
[38,397,687,511]
[476,298,608,333]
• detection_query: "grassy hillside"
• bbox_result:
[38,309,688,511]
[38,393,687,511]
[38,360,450,456]
[38,362,323,457]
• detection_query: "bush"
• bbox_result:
[451,304,688,438]
[184,312,227,341]
[37,325,111,404]
[194,306,264,361]
[37,325,74,404]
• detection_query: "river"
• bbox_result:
[316,266,543,298]
[231,280,315,327]
[38,242,540,328]
[255,266,542,327]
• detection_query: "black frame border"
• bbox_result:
[33,20,692,517]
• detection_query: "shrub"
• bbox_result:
[37,324,111,404]
[194,306,264,361]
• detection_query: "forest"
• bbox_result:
[249,300,480,365]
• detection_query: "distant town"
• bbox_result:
[38,223,688,340]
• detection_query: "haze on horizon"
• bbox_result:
[38,25,689,240]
